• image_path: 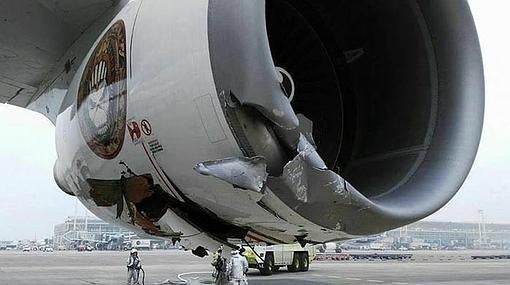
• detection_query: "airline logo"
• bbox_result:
[76,20,127,160]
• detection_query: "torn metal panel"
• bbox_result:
[272,116,317,158]
[267,147,376,232]
[217,91,290,176]
[194,157,268,193]
[296,114,316,149]
[297,135,327,170]
[208,0,299,130]
[277,153,309,203]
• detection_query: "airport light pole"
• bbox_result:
[478,210,487,248]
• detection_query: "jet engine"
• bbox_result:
[50,0,484,248]
[207,0,484,235]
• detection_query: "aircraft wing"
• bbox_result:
[0,0,117,108]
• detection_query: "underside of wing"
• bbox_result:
[0,0,117,108]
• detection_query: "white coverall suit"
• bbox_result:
[229,252,249,285]
[127,254,142,285]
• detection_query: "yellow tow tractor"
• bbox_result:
[243,244,316,275]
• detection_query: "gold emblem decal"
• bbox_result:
[77,21,127,160]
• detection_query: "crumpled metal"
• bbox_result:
[194,156,268,193]
[266,135,374,232]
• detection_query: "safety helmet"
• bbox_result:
[131,248,138,254]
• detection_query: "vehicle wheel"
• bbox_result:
[287,252,300,272]
[259,253,274,276]
[299,252,309,272]
[273,266,280,272]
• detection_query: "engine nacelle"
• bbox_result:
[54,0,483,249]
[207,0,484,235]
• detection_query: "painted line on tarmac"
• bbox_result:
[177,272,211,282]
[392,282,409,285]
[345,277,363,281]
[367,280,384,283]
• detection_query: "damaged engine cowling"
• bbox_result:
[207,0,484,235]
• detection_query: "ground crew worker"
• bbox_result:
[211,246,228,285]
[229,249,249,285]
[127,248,142,285]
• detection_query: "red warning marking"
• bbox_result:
[141,119,152,136]
[127,121,141,142]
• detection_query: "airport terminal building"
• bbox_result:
[54,216,132,249]
[387,221,510,249]
[54,217,510,250]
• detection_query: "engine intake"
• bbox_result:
[208,0,484,235]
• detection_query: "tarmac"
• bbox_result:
[0,249,509,285]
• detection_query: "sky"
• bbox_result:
[0,0,509,241]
